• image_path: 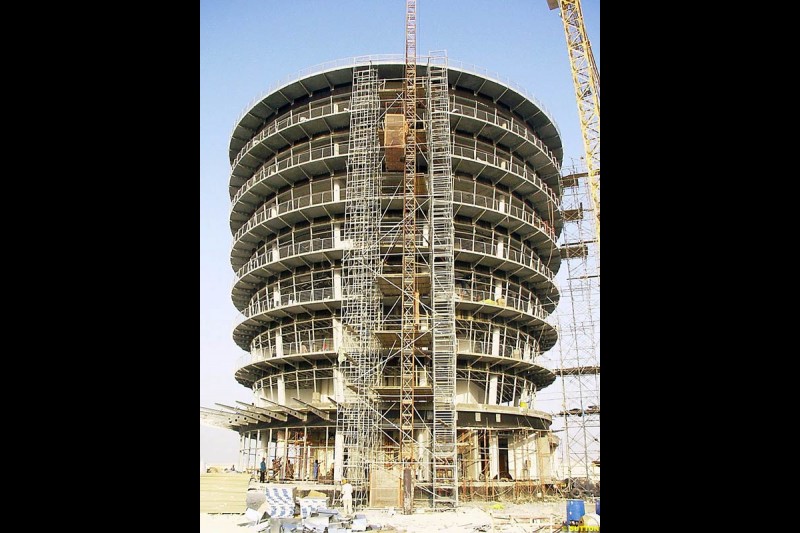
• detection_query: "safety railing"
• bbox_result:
[232,95,350,169]
[236,339,335,372]
[450,99,561,173]
[450,144,558,206]
[231,55,560,146]
[453,236,554,281]
[233,190,341,244]
[241,287,336,319]
[452,190,556,243]
[231,141,348,208]
[235,237,338,282]
[453,287,549,323]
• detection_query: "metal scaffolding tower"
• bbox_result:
[400,0,418,516]
[338,63,383,510]
[427,52,457,509]
[553,164,600,494]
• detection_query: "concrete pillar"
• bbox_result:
[333,179,342,201]
[277,375,286,405]
[334,432,344,482]
[422,224,430,247]
[498,196,506,214]
[488,375,498,405]
[508,435,519,480]
[236,434,242,472]
[271,242,279,262]
[273,281,281,307]
[333,367,345,403]
[333,222,341,245]
[334,269,342,299]
[489,432,499,480]
[494,279,503,301]
[491,327,500,356]
[536,433,553,483]
[333,317,343,351]
[275,329,283,358]
[495,235,505,258]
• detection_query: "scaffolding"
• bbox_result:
[337,63,383,510]
[400,0,419,515]
[428,51,457,509]
[551,163,600,495]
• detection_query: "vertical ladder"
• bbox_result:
[338,63,382,511]
[401,0,418,516]
[428,52,457,509]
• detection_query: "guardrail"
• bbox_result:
[235,237,339,282]
[451,144,558,206]
[454,236,554,281]
[452,190,556,243]
[233,190,340,243]
[232,95,350,169]
[450,99,561,173]
[230,54,561,146]
[231,141,348,208]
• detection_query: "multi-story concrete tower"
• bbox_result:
[201,56,564,510]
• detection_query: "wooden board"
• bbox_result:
[200,473,252,513]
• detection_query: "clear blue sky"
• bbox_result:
[200,0,600,465]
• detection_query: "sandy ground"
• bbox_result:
[201,501,577,532]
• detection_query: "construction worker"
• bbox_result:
[341,478,353,516]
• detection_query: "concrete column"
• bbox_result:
[422,224,430,247]
[333,222,341,245]
[275,329,283,358]
[333,318,343,351]
[333,179,342,201]
[271,242,279,262]
[334,432,344,482]
[333,268,342,299]
[536,433,553,483]
[495,235,505,258]
[494,279,503,301]
[277,375,286,405]
[489,432,499,480]
[508,435,519,480]
[498,196,506,214]
[273,281,281,307]
[333,367,345,403]
[488,375,498,405]
[491,327,500,356]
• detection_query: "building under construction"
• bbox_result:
[201,54,570,510]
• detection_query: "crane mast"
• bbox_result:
[549,0,600,261]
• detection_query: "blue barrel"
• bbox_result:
[595,498,600,515]
[566,499,585,521]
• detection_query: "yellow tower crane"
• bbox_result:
[548,0,600,263]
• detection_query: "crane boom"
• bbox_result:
[549,0,600,262]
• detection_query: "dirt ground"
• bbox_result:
[200,500,580,532]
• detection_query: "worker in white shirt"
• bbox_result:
[341,478,353,516]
